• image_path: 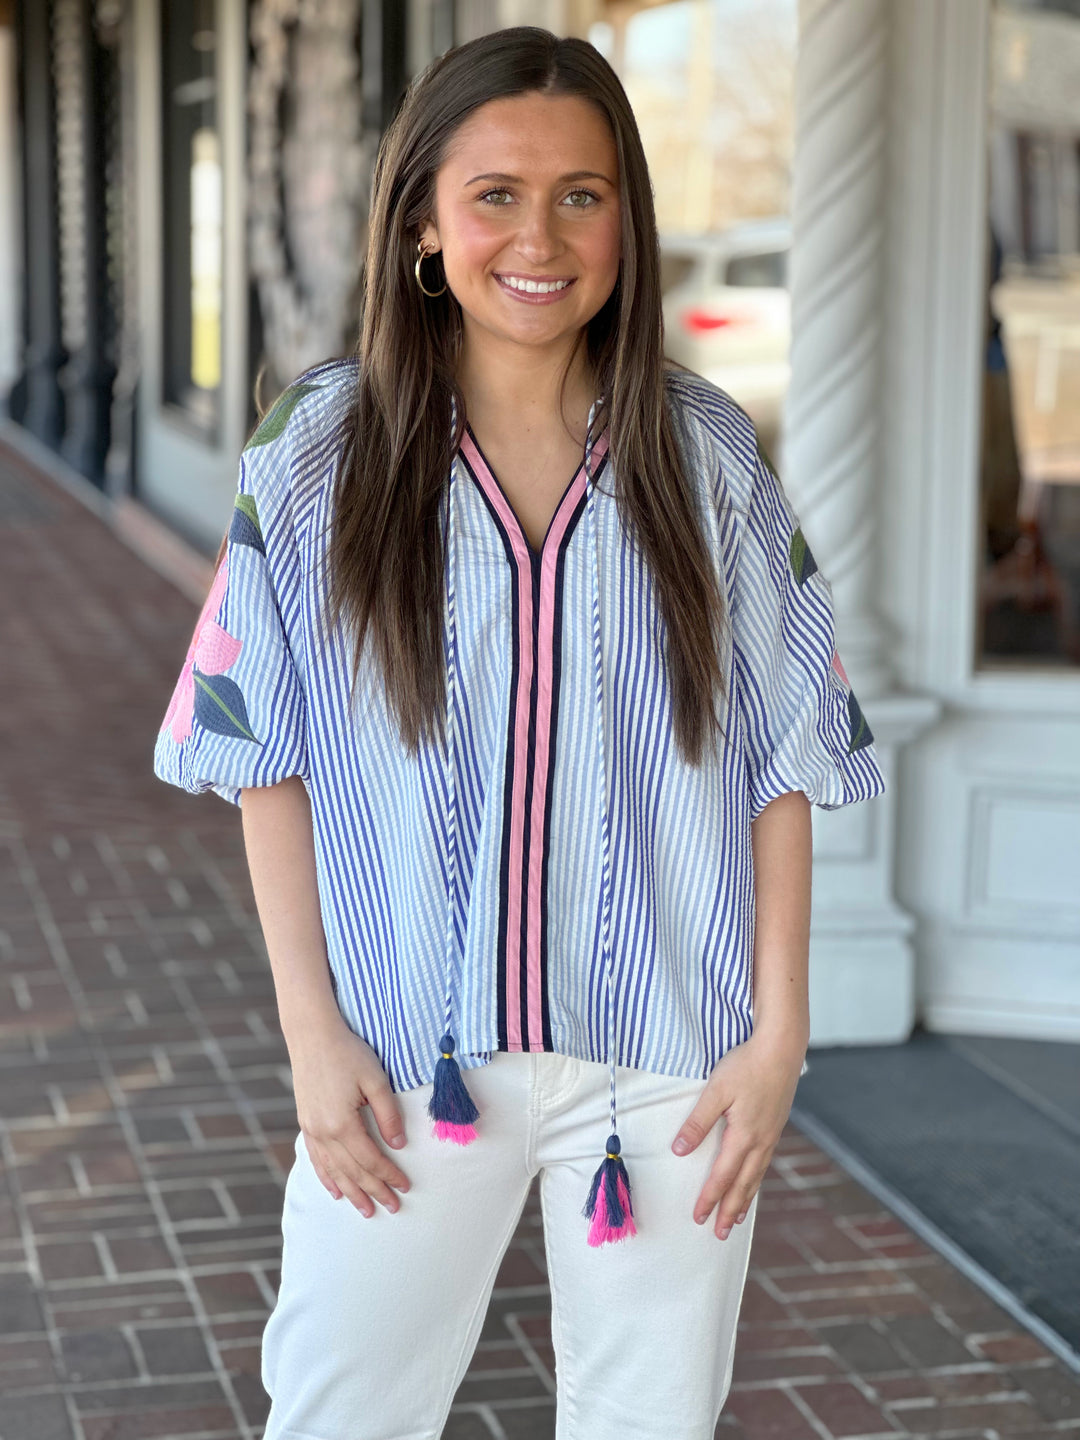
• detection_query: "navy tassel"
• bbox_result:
[428,1034,479,1144]
[582,1133,637,1245]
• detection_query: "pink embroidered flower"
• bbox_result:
[161,559,244,743]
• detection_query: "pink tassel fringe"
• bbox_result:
[586,1171,637,1247]
[433,1120,478,1145]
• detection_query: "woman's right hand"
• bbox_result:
[288,1017,412,1217]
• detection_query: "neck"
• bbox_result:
[456,326,597,434]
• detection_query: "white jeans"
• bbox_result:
[261,1050,758,1440]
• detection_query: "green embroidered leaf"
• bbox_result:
[193,669,261,743]
[789,527,819,586]
[847,691,875,754]
[243,382,324,451]
[229,493,265,552]
[235,492,260,531]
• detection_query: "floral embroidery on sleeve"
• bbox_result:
[829,647,874,755]
[243,381,324,452]
[228,492,265,553]
[789,527,819,586]
[160,557,260,745]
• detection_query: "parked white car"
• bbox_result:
[661,219,791,455]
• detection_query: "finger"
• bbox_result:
[326,1164,376,1217]
[353,1098,412,1191]
[714,1156,768,1239]
[326,1135,404,1213]
[354,1165,402,1213]
[333,1113,412,1194]
[316,1152,375,1218]
[364,1080,408,1154]
[361,1131,412,1194]
[672,1082,728,1156]
[692,1130,758,1225]
[301,1134,344,1200]
[305,1133,381,1217]
[309,1156,344,1200]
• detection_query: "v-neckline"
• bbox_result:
[463,419,590,563]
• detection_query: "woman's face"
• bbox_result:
[419,91,622,362]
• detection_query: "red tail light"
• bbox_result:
[682,308,747,333]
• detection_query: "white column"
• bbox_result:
[784,0,892,698]
[785,0,940,1047]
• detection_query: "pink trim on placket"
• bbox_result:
[459,428,534,1050]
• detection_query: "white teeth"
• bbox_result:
[498,275,571,294]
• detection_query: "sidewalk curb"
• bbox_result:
[792,1103,1080,1376]
[0,418,215,605]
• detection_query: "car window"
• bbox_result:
[660,251,701,294]
[725,250,788,288]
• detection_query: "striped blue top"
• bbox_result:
[153,357,886,1099]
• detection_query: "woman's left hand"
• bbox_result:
[671,1026,806,1237]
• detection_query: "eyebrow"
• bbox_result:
[464,170,615,187]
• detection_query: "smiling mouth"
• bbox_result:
[494,273,577,294]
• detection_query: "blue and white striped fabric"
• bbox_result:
[153,356,886,1098]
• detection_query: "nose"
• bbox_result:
[512,200,564,265]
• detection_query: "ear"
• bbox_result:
[417,219,440,253]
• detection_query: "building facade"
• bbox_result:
[2,0,1077,1048]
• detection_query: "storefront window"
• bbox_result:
[161,0,221,433]
[590,0,796,461]
[978,0,1080,667]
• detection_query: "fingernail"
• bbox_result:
[389,1134,406,1149]
[673,1137,691,1155]
[717,1226,731,1240]
[694,1213,705,1225]
[736,1211,747,1224]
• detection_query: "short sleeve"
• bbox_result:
[152,425,310,807]
[730,436,886,821]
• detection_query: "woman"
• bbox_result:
[154,25,886,1440]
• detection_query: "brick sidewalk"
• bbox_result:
[2,440,1079,1440]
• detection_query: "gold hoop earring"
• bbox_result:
[415,240,448,298]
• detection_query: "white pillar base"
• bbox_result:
[807,692,940,1048]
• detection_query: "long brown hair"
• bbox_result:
[326,26,728,764]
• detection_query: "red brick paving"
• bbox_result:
[3,439,1080,1439]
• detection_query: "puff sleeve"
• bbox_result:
[730,437,886,821]
[152,415,310,807]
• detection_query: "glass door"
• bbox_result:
[161,0,223,438]
[978,0,1080,669]
[134,0,247,554]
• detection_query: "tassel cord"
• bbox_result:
[442,393,461,1044]
[582,398,636,1246]
[428,392,479,1145]
[585,400,618,1140]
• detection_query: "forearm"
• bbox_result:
[240,776,343,1054]
[677,790,813,1231]
[749,789,812,1045]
